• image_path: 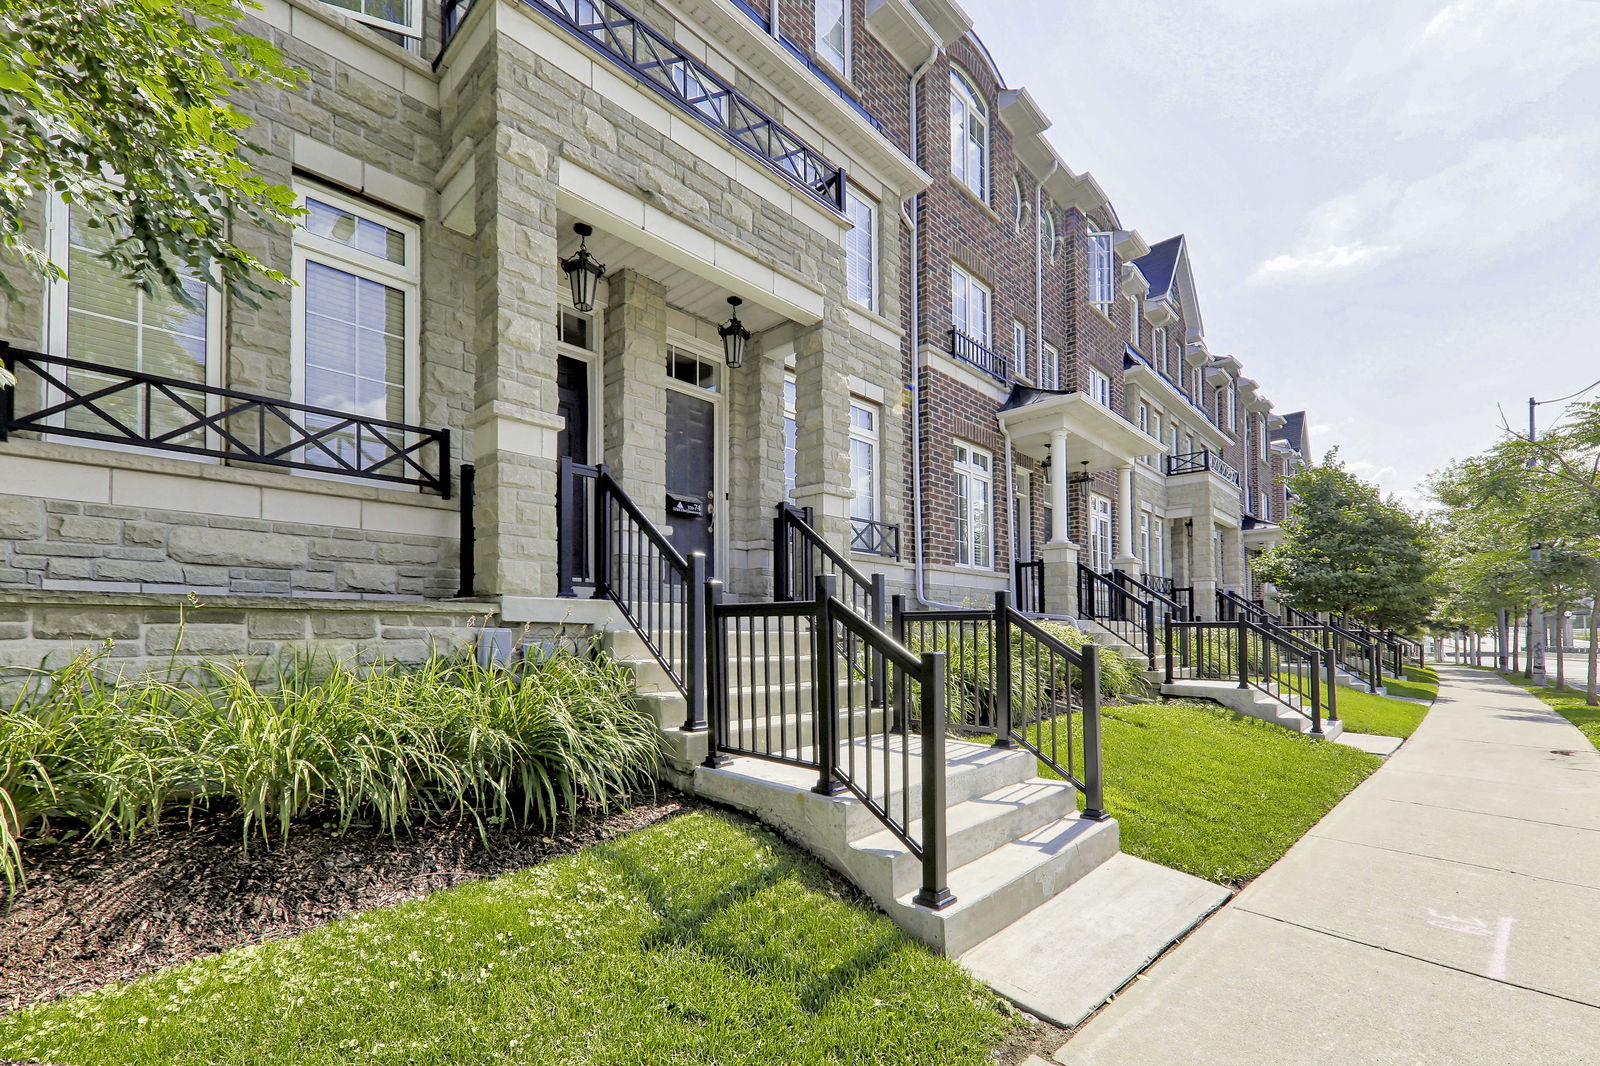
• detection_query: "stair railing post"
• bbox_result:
[1236,615,1251,689]
[1143,599,1156,667]
[869,573,887,709]
[772,504,790,601]
[1324,647,1340,723]
[1080,643,1108,820]
[811,574,847,796]
[912,649,956,909]
[890,594,908,734]
[1308,640,1324,736]
[702,580,733,767]
[1368,641,1380,693]
[591,464,612,601]
[993,590,1014,749]
[683,551,708,732]
[1164,616,1175,685]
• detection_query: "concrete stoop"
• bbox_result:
[960,853,1230,1028]
[1161,679,1345,740]
[693,738,1122,956]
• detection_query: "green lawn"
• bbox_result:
[1024,702,1380,885]
[1495,672,1600,752]
[1384,664,1440,703]
[0,811,1016,1066]
[1329,683,1430,739]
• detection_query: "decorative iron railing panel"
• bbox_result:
[1116,569,1188,624]
[0,347,450,495]
[849,516,900,558]
[947,327,1009,382]
[1164,448,1242,489]
[470,0,847,212]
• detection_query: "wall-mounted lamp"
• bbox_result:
[718,296,750,369]
[560,223,605,312]
[1067,460,1094,487]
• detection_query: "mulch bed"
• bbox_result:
[0,793,689,1015]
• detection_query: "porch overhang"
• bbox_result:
[997,386,1166,472]
[1243,521,1284,550]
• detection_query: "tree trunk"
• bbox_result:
[1525,608,1536,679]
[1510,619,1520,673]
[1588,590,1598,708]
[1555,606,1568,691]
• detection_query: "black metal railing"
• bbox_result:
[1281,604,1321,628]
[1165,448,1242,489]
[0,347,450,495]
[775,503,885,624]
[1015,558,1046,614]
[1216,588,1275,625]
[706,575,954,910]
[849,516,900,558]
[1144,574,1195,619]
[470,0,847,211]
[1077,564,1156,666]
[947,327,1008,382]
[1165,616,1335,735]
[1324,616,1381,692]
[896,592,1106,817]
[557,458,707,729]
[1115,570,1188,624]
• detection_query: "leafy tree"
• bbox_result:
[1255,451,1435,632]
[0,0,302,315]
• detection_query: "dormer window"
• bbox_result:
[950,69,989,200]
[322,0,422,49]
[815,0,848,75]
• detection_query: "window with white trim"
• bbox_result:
[950,262,991,348]
[1137,401,1155,465]
[321,0,422,49]
[293,185,420,472]
[1152,515,1166,577]
[1126,296,1140,345]
[953,443,993,569]
[1088,366,1111,408]
[46,200,222,445]
[849,399,879,524]
[950,69,989,200]
[1042,210,1057,261]
[1226,382,1238,430]
[1089,494,1113,573]
[844,188,877,311]
[783,371,797,501]
[815,0,848,74]
[1153,326,1167,376]
[1138,511,1152,574]
[1088,228,1115,308]
[1041,343,1060,390]
[1013,320,1029,381]
[1012,176,1028,233]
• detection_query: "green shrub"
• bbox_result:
[0,647,660,891]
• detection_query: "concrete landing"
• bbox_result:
[959,853,1229,1028]
[1333,730,1404,756]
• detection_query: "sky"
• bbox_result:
[961,0,1600,508]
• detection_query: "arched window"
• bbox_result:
[950,68,989,200]
[1012,176,1028,232]
[1042,210,1057,260]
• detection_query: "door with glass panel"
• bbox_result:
[1089,494,1113,574]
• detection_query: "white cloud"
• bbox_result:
[1253,242,1392,283]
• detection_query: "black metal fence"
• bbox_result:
[775,503,885,625]
[1325,617,1381,692]
[1164,617,1335,735]
[706,575,955,910]
[849,516,901,558]
[947,327,1008,382]
[556,458,707,730]
[0,347,451,495]
[1165,448,1242,489]
[1115,570,1188,624]
[1077,564,1157,665]
[1015,558,1046,614]
[1216,588,1274,625]
[895,592,1106,816]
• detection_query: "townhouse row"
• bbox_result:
[0,0,1313,666]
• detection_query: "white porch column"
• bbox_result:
[1048,430,1070,544]
[1114,463,1141,574]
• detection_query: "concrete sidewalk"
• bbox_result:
[1054,666,1600,1066]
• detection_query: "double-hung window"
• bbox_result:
[1138,512,1152,574]
[46,201,222,447]
[849,399,879,524]
[1127,296,1140,345]
[950,69,989,200]
[321,0,422,49]
[1088,228,1115,309]
[844,188,877,311]
[293,185,420,473]
[1153,326,1167,376]
[815,0,848,74]
[1013,320,1029,381]
[1088,367,1112,408]
[953,443,993,569]
[1226,382,1238,431]
[782,372,798,501]
[1041,343,1060,390]
[1152,516,1166,578]
[950,263,991,351]
[1089,495,1113,573]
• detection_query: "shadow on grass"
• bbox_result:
[595,820,907,1015]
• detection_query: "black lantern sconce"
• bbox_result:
[718,296,750,369]
[1067,460,1095,487]
[561,223,605,313]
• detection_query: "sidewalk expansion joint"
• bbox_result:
[1379,796,1600,836]
[1303,832,1600,894]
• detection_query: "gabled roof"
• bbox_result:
[1271,411,1308,456]
[1133,236,1183,299]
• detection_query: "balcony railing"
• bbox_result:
[449,0,847,212]
[1165,448,1241,489]
[849,516,900,558]
[0,347,451,496]
[947,327,1009,382]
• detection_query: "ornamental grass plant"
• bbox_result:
[0,644,661,891]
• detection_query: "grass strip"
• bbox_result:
[0,810,1018,1066]
[1494,672,1600,752]
[1328,684,1429,739]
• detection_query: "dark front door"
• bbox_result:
[665,388,715,570]
[556,355,590,464]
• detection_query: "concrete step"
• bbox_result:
[959,852,1231,1028]
[851,776,1079,898]
[1162,679,1343,740]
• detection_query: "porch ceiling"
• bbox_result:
[997,387,1166,472]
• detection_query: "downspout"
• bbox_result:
[907,42,947,609]
[1018,160,1055,601]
